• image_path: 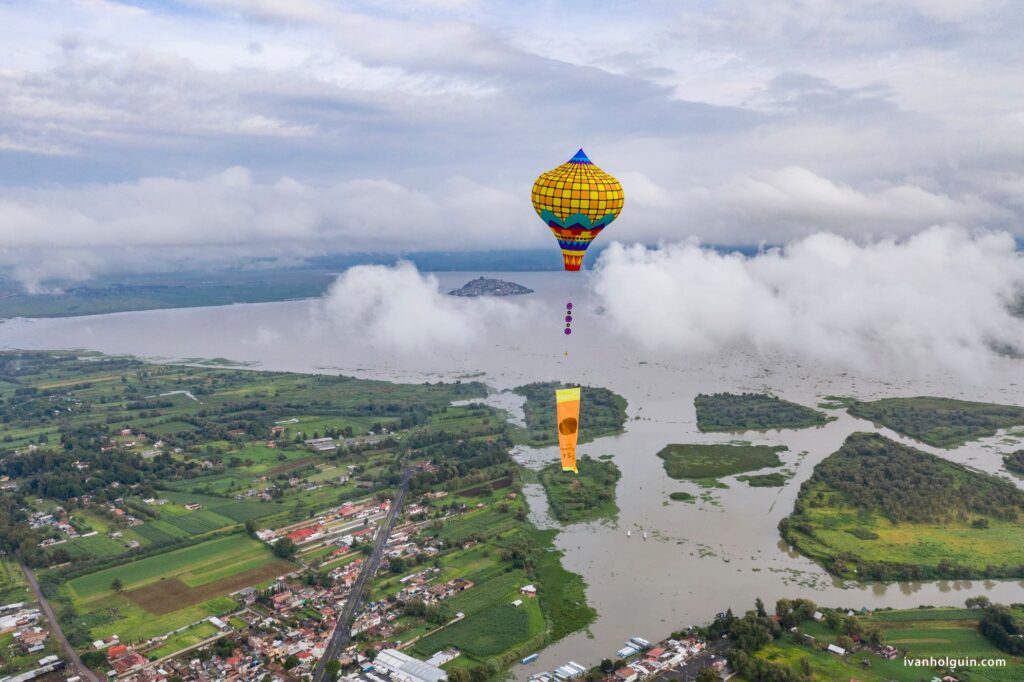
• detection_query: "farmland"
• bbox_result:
[753,605,1024,682]
[0,351,602,679]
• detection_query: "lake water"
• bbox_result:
[3,271,1024,675]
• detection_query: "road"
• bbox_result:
[19,559,101,682]
[312,467,413,682]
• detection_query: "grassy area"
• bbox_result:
[146,621,220,659]
[668,491,695,503]
[511,382,627,446]
[846,396,1024,448]
[656,443,786,485]
[695,392,832,432]
[753,606,1024,682]
[61,534,292,643]
[781,432,1024,580]
[538,456,620,524]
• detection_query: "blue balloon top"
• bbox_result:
[568,148,592,164]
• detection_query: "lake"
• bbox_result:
[3,271,1024,675]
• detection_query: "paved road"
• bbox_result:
[19,559,101,682]
[312,467,413,682]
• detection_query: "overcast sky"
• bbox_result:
[1,0,1023,289]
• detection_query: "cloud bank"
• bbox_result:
[591,227,1024,374]
[318,261,526,353]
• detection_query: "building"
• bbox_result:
[373,649,448,682]
[827,643,846,656]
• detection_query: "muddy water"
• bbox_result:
[3,272,1024,676]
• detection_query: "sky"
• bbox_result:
[1,0,1023,291]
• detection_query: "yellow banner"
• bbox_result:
[555,387,581,474]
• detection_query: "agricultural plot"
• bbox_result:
[411,602,542,661]
[146,621,220,659]
[657,443,786,485]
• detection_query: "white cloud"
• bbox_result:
[317,261,527,352]
[591,227,1024,375]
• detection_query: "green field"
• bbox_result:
[538,456,620,524]
[737,472,789,487]
[846,396,1024,448]
[781,432,1024,580]
[412,602,542,661]
[752,606,1024,682]
[695,392,832,432]
[146,621,220,659]
[65,534,273,599]
[657,443,786,485]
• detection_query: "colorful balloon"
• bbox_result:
[531,149,624,271]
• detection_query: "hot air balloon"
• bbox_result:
[531,149,624,272]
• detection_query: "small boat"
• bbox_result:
[521,654,539,665]
[642,531,648,540]
[626,530,631,537]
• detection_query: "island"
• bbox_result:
[538,456,621,524]
[657,443,786,487]
[447,276,534,297]
[1005,449,1024,475]
[844,396,1024,448]
[780,432,1024,580]
[694,392,833,432]
[0,351,595,681]
[512,381,628,446]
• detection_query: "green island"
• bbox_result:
[780,432,1024,580]
[656,443,787,487]
[0,351,598,679]
[538,456,621,524]
[512,381,627,446]
[1004,449,1024,475]
[668,491,696,503]
[694,392,833,432]
[737,472,789,487]
[702,596,1024,682]
[845,396,1024,448]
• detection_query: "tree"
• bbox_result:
[283,655,300,670]
[755,597,767,618]
[273,538,297,559]
[325,660,342,681]
[696,667,719,682]
[110,577,124,593]
[447,669,469,682]
[600,659,614,673]
[245,519,257,536]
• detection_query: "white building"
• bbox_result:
[374,649,448,682]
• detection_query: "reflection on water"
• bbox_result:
[3,272,1024,675]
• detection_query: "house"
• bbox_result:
[879,645,898,660]
[107,644,128,659]
[827,643,847,656]
[812,611,824,621]
[520,584,537,596]
[511,599,523,607]
[372,648,448,682]
[614,667,638,682]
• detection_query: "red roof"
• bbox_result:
[353,527,374,537]
[645,647,665,658]
[287,526,319,542]
[107,644,128,659]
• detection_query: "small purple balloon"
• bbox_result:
[564,328,572,335]
[566,302,573,310]
[565,315,573,323]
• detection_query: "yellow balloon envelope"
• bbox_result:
[555,387,581,473]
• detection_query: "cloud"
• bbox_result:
[591,227,1024,375]
[0,166,549,287]
[316,261,527,352]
